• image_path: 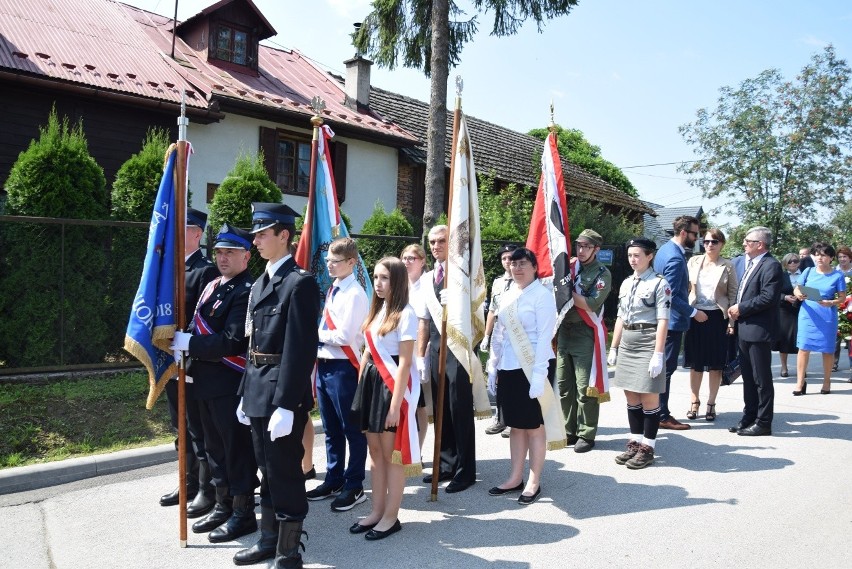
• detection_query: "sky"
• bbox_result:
[128,0,852,229]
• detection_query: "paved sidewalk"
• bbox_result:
[2,355,851,568]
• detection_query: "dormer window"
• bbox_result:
[213,23,251,66]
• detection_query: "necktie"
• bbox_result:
[627,275,641,322]
[737,258,754,303]
[435,263,444,285]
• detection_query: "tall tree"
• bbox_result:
[354,0,579,232]
[679,45,852,248]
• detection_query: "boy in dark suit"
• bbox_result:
[727,226,783,436]
[234,203,320,569]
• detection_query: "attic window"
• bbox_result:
[212,23,252,67]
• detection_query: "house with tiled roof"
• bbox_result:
[0,0,417,228]
[361,84,655,222]
[643,202,705,249]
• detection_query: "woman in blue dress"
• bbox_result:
[793,242,847,395]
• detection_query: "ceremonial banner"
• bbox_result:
[294,124,372,300]
[526,131,573,328]
[446,113,490,417]
[124,145,180,409]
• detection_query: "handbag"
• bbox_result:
[721,356,741,386]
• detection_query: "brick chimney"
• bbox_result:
[343,55,372,109]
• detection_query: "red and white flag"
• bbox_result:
[526,131,573,327]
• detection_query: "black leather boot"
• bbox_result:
[192,487,233,533]
[233,506,277,566]
[186,461,215,518]
[159,449,199,506]
[273,520,306,569]
[209,494,257,543]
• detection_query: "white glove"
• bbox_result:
[487,372,497,396]
[415,356,427,377]
[236,398,250,426]
[171,331,192,352]
[648,351,664,378]
[268,407,294,441]
[439,288,448,306]
[172,349,184,366]
[607,347,618,367]
[479,336,490,352]
[528,375,545,399]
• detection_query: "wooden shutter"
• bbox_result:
[258,126,278,187]
[330,140,347,204]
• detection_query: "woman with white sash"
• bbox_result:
[401,243,431,449]
[486,248,557,505]
[351,257,420,540]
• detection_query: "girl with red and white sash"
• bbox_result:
[350,257,420,540]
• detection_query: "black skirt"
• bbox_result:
[495,363,554,430]
[683,308,728,372]
[773,303,799,353]
[352,359,398,434]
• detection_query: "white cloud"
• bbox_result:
[801,34,828,48]
[326,0,372,19]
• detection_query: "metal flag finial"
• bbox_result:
[548,99,556,133]
[455,75,463,97]
[310,96,326,127]
[178,91,189,141]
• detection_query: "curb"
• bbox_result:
[0,419,326,496]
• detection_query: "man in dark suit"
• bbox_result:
[653,215,702,430]
[728,226,783,436]
[798,246,815,270]
[160,208,219,517]
[415,224,476,493]
[171,224,257,543]
[234,203,320,569]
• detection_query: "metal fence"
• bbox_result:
[0,215,631,374]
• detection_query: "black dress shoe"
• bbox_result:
[488,481,524,496]
[518,486,541,505]
[365,519,401,541]
[349,521,377,534]
[191,504,232,533]
[738,423,771,436]
[566,434,579,446]
[728,420,753,433]
[159,485,198,507]
[446,479,475,493]
[422,471,453,484]
[304,466,316,480]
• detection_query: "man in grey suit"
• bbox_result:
[727,226,783,436]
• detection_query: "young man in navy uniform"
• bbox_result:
[160,208,219,517]
[171,224,258,543]
[234,203,320,569]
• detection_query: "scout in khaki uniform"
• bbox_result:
[555,229,612,453]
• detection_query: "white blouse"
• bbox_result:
[368,304,418,356]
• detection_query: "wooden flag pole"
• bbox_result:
[299,97,325,266]
[175,95,189,548]
[430,76,463,501]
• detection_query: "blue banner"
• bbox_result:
[124,146,179,409]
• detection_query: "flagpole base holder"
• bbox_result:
[180,540,187,548]
[429,493,438,502]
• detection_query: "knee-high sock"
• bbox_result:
[643,406,661,443]
[627,404,644,437]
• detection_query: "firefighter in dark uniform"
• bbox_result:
[160,208,219,517]
[233,203,320,569]
[171,224,258,543]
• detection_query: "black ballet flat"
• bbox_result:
[518,486,541,505]
[349,521,377,534]
[365,519,401,541]
[488,481,524,496]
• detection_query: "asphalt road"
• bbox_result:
[2,355,851,568]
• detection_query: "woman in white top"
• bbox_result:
[486,248,556,505]
[350,257,419,540]
[401,243,430,449]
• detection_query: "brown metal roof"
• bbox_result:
[0,0,417,144]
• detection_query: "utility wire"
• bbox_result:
[620,159,704,169]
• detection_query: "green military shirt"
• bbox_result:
[564,257,612,324]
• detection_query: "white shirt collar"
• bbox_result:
[266,254,291,278]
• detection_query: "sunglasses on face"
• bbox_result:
[787,260,800,265]
[704,239,721,245]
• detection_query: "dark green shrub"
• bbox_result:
[0,107,109,367]
[358,202,416,270]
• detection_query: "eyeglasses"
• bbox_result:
[401,256,422,263]
[575,243,597,250]
[744,239,761,245]
[787,260,800,265]
[326,257,350,265]
[509,261,532,269]
[686,230,699,238]
[703,239,721,245]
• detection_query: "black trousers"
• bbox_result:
[738,338,774,427]
[431,367,476,485]
[250,410,309,521]
[197,393,257,496]
[165,379,207,461]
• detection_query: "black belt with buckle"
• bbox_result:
[625,323,656,331]
[250,351,282,365]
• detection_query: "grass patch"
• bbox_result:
[0,372,174,468]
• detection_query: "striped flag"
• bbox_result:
[295,125,372,300]
[526,131,573,327]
